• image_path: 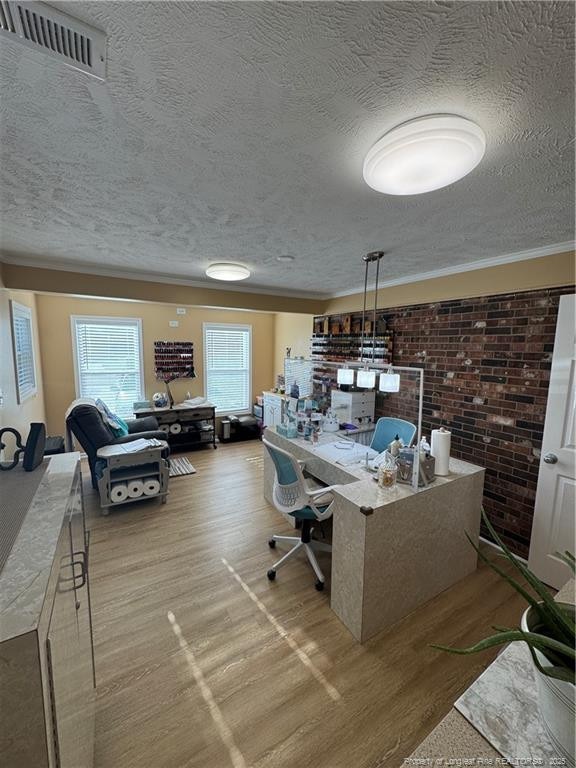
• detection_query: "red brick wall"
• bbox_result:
[373,285,574,557]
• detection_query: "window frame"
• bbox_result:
[203,322,252,416]
[10,300,38,404]
[70,315,145,416]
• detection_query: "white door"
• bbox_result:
[528,294,576,588]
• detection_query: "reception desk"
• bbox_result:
[263,428,485,642]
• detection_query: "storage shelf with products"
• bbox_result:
[311,316,393,361]
[310,313,394,397]
[154,340,195,380]
[133,404,217,451]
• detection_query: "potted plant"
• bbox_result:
[433,510,575,764]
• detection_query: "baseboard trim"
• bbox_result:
[479,534,529,565]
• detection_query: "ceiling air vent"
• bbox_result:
[0,0,106,80]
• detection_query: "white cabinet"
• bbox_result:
[263,391,297,428]
[0,455,95,768]
[331,389,375,424]
[263,392,282,427]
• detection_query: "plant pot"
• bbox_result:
[521,603,575,766]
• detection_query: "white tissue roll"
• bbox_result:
[143,477,161,496]
[431,429,451,475]
[160,424,170,433]
[110,483,129,503]
[127,479,144,498]
[169,422,182,434]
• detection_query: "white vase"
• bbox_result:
[521,604,575,767]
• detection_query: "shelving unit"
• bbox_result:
[310,313,394,394]
[133,404,217,451]
[154,340,195,380]
[96,446,169,514]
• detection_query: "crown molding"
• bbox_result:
[329,241,576,298]
[1,240,573,301]
[0,254,327,301]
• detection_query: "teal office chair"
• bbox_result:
[262,438,336,591]
[370,417,417,453]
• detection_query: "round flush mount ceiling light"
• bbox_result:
[205,263,251,281]
[363,114,486,196]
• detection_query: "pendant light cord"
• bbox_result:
[372,254,380,362]
[360,256,369,364]
[359,251,385,367]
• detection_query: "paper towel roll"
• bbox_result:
[159,424,170,433]
[169,422,182,434]
[143,477,161,496]
[127,479,144,498]
[110,483,129,503]
[431,428,451,476]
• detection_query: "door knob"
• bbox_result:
[543,453,558,464]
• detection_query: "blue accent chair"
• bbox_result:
[370,417,417,453]
[262,437,336,591]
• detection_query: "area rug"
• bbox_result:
[169,457,197,477]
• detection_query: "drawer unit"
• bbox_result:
[330,389,376,424]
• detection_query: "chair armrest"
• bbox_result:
[309,484,340,496]
[127,416,159,433]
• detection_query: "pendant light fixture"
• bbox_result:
[337,366,355,386]
[357,251,385,389]
[379,365,400,392]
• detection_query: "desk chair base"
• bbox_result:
[267,522,330,591]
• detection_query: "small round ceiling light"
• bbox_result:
[276,255,294,263]
[205,263,251,281]
[363,114,486,196]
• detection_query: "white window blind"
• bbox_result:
[204,324,251,413]
[10,301,37,403]
[72,316,144,418]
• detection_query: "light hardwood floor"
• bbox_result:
[86,441,526,768]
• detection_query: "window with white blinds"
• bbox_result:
[203,323,252,413]
[10,301,37,403]
[71,316,144,418]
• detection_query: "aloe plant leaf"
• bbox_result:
[481,510,574,642]
[555,550,576,575]
[526,642,576,684]
[466,531,569,643]
[466,532,546,617]
[494,624,571,667]
[432,629,575,663]
[431,632,516,656]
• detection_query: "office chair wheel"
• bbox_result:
[267,569,276,581]
[268,539,276,549]
[315,580,324,592]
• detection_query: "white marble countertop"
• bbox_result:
[0,452,79,642]
[266,428,484,512]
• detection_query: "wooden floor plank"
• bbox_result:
[87,441,525,768]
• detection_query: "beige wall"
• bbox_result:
[3,264,323,315]
[5,250,574,438]
[273,312,314,381]
[2,252,573,317]
[36,295,276,435]
[324,251,575,314]
[0,289,46,456]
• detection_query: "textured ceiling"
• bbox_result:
[0,1,574,297]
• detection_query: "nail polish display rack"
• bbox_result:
[154,340,195,380]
